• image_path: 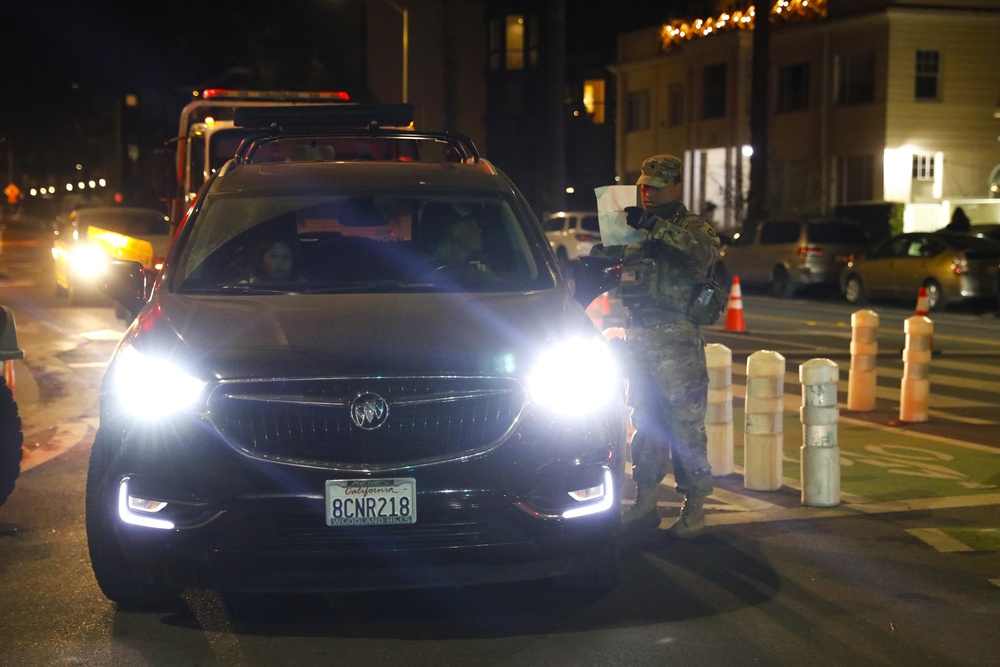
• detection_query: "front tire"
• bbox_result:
[85,435,182,609]
[0,382,22,507]
[770,266,795,298]
[844,275,866,304]
[923,279,945,310]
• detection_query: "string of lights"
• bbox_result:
[660,0,827,51]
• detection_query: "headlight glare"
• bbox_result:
[527,336,619,414]
[70,245,108,277]
[113,345,206,418]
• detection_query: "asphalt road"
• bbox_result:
[2,226,999,666]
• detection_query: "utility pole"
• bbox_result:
[746,3,771,228]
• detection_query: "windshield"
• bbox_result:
[171,191,554,294]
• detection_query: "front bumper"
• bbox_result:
[98,404,625,592]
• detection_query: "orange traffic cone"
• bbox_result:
[914,286,935,351]
[914,286,929,317]
[724,276,747,332]
[603,326,626,342]
[587,293,612,327]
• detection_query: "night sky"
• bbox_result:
[2,0,689,190]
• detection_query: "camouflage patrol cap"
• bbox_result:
[637,154,682,188]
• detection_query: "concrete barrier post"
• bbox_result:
[744,350,785,491]
[705,343,733,476]
[847,309,879,412]
[799,359,840,507]
[899,315,933,423]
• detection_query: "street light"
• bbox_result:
[379,0,409,103]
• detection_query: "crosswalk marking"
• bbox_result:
[906,527,974,552]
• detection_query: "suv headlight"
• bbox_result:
[111,344,207,418]
[527,335,620,414]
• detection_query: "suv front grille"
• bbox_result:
[208,377,525,468]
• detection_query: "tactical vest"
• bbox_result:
[618,208,698,314]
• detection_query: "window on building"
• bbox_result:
[583,79,606,124]
[777,63,810,113]
[702,63,727,119]
[627,90,651,132]
[836,154,874,203]
[912,154,935,180]
[488,15,537,71]
[836,52,875,105]
[668,83,684,126]
[506,15,525,70]
[915,50,940,100]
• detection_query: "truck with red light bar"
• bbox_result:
[159,89,352,234]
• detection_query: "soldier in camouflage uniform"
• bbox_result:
[595,154,721,538]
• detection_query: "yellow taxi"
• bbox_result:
[52,207,171,305]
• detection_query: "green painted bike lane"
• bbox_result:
[719,407,1000,551]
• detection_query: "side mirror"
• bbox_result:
[100,260,148,321]
[573,256,621,308]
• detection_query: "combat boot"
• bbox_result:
[665,494,706,539]
[621,483,661,531]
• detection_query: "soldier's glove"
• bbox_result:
[624,206,653,231]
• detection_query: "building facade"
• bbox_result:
[613,0,1000,234]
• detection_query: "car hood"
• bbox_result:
[125,289,598,380]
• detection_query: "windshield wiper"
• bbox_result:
[307,280,437,293]
[177,284,296,295]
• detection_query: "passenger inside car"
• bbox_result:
[250,237,300,282]
[428,214,491,273]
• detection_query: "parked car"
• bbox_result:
[541,211,602,270]
[86,105,627,607]
[719,217,871,297]
[841,231,1000,309]
[52,206,171,305]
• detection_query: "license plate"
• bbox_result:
[325,478,417,527]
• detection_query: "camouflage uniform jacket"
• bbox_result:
[602,201,721,322]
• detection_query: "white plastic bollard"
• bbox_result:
[799,359,840,507]
[899,315,933,423]
[705,343,733,476]
[847,309,879,412]
[744,350,785,491]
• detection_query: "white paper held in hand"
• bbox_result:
[594,185,643,247]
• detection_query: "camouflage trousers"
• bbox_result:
[625,319,713,498]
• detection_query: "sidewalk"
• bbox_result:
[631,384,1000,535]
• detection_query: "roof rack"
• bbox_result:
[234,104,415,132]
[231,104,481,163]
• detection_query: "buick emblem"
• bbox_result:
[350,392,389,430]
